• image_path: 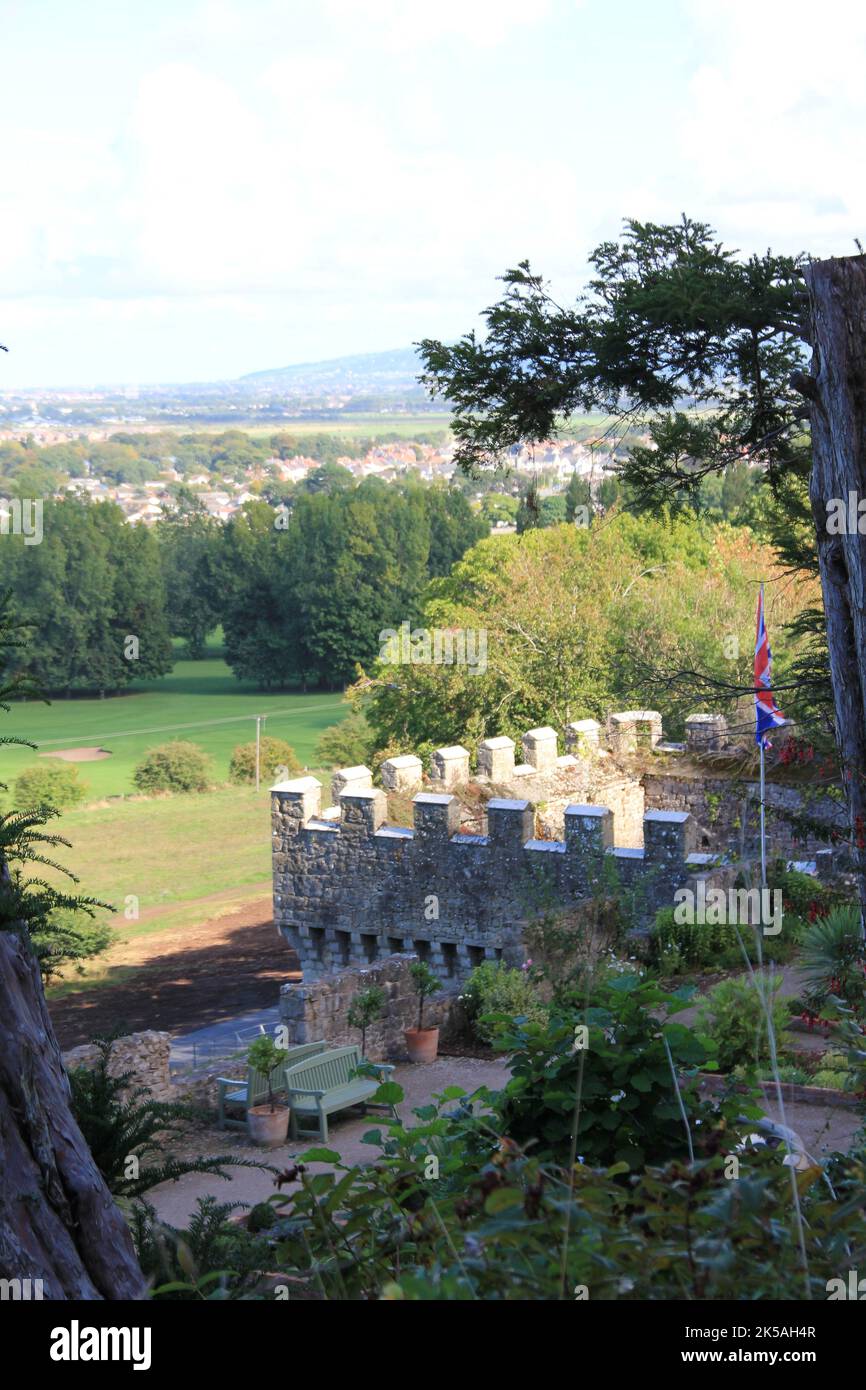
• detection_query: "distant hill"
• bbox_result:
[238,346,427,394]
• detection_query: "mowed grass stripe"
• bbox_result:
[1,655,348,796]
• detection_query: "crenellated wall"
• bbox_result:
[271,708,843,983]
[272,780,715,981]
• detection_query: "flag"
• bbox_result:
[754,583,785,747]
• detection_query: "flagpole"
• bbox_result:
[758,580,767,888]
[759,733,767,889]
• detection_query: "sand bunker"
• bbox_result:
[38,747,112,763]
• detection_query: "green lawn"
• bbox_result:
[44,785,273,913]
[1,651,348,799]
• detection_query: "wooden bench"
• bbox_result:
[217,1041,329,1131]
[285,1045,397,1142]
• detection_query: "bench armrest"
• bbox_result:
[286,1085,327,1099]
[217,1077,246,1091]
[369,1063,395,1077]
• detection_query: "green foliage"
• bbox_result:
[799,906,866,1014]
[496,975,715,1169]
[461,961,548,1044]
[347,985,387,1055]
[0,596,108,942]
[133,740,214,794]
[0,496,173,695]
[696,973,791,1073]
[409,959,441,1030]
[15,759,88,811]
[228,736,300,785]
[810,1050,854,1092]
[650,905,745,975]
[355,511,801,750]
[246,1035,286,1112]
[69,1037,263,1199]
[130,1196,273,1301]
[218,480,485,691]
[156,494,223,657]
[418,217,830,736]
[315,707,376,768]
[30,907,114,985]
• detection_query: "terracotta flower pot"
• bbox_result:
[404,1027,440,1063]
[247,1104,290,1148]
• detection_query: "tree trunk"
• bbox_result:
[804,254,866,918]
[0,920,146,1299]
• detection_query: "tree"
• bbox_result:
[354,512,808,752]
[0,601,145,1297]
[564,472,593,523]
[0,496,173,695]
[157,491,222,657]
[419,219,865,912]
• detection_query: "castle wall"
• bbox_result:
[643,771,845,859]
[271,709,845,985]
[272,777,708,981]
[279,954,463,1061]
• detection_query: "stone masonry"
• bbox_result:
[279,953,462,1061]
[272,708,844,984]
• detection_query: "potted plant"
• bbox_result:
[404,960,442,1062]
[245,1035,289,1147]
[347,985,386,1058]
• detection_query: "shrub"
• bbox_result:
[811,1049,854,1091]
[30,907,114,985]
[799,906,866,1014]
[133,740,214,793]
[496,974,718,1169]
[650,905,745,975]
[70,1036,260,1198]
[229,736,300,785]
[15,760,88,811]
[315,709,375,769]
[696,973,791,1073]
[767,862,842,922]
[462,961,548,1044]
[130,1196,272,1301]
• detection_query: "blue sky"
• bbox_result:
[0,0,863,386]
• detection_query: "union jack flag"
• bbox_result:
[755,583,785,747]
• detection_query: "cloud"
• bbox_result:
[679,0,866,253]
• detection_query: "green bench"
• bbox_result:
[217,1041,328,1131]
[285,1045,397,1142]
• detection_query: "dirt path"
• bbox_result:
[48,895,299,1049]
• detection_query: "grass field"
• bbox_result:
[1,650,349,799]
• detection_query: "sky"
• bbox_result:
[0,0,864,387]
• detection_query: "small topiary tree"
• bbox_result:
[15,760,88,811]
[409,960,441,1032]
[347,985,386,1056]
[246,1035,286,1114]
[133,740,214,794]
[229,737,300,785]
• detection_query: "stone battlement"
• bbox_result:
[272,769,712,981]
